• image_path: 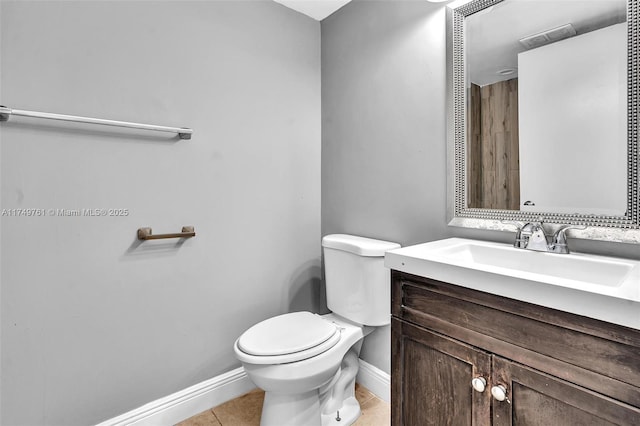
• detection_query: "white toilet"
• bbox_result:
[234,234,400,426]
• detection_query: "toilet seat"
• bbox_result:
[235,312,341,364]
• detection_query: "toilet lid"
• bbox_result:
[237,312,339,357]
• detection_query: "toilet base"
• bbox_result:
[259,391,362,426]
[321,396,361,426]
[260,389,321,426]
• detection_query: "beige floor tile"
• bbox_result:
[175,409,221,426]
[212,388,264,426]
[353,396,391,426]
[354,383,376,406]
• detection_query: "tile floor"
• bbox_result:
[176,384,390,426]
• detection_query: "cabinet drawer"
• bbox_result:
[391,270,640,407]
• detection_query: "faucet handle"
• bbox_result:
[550,225,587,253]
[553,225,587,240]
[502,221,527,248]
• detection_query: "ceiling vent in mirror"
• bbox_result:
[519,23,577,49]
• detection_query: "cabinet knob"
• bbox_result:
[491,385,509,402]
[471,377,487,393]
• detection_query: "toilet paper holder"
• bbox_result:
[137,226,195,240]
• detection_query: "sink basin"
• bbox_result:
[432,240,634,288]
[385,238,640,329]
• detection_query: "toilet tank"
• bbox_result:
[322,234,401,326]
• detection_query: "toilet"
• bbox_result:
[234,234,400,426]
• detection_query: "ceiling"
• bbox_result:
[467,0,626,86]
[273,0,353,21]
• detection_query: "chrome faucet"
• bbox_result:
[506,219,584,254]
[524,221,550,252]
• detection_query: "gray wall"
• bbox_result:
[0,1,320,425]
[322,0,450,247]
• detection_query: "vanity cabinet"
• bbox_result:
[391,270,640,425]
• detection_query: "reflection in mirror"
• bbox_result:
[466,0,627,215]
[446,0,640,242]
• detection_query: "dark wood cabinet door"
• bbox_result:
[392,318,492,426]
[492,356,640,426]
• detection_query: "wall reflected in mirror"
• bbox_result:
[466,0,627,216]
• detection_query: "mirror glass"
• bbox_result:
[447,0,640,241]
[466,0,627,215]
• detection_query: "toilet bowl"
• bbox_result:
[235,313,370,426]
[234,234,400,426]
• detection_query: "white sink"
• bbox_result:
[431,240,634,288]
[385,238,640,329]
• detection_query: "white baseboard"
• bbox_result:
[96,359,390,426]
[356,359,390,403]
[96,367,255,426]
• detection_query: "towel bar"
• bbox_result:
[0,105,193,140]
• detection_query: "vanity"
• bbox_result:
[386,238,640,425]
[386,0,640,421]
